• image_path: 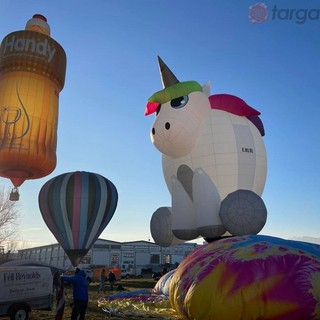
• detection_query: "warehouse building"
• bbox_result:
[18,239,201,276]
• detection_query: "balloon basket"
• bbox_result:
[9,187,20,201]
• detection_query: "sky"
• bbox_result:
[0,0,319,249]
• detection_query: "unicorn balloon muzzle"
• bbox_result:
[149,90,211,158]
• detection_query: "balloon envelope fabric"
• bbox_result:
[0,15,66,188]
[169,235,320,320]
[38,171,118,266]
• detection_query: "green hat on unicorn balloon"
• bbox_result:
[145,56,203,115]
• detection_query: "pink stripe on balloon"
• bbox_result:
[72,172,82,248]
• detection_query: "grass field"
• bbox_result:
[2,278,159,320]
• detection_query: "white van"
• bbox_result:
[0,266,53,320]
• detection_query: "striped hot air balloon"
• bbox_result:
[38,171,118,266]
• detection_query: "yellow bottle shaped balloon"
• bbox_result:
[0,14,66,194]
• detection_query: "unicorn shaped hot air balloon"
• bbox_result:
[145,57,267,247]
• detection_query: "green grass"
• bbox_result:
[13,278,159,320]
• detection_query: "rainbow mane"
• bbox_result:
[209,94,265,136]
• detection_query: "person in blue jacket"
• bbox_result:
[60,268,89,320]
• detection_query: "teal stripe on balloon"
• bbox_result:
[52,174,70,248]
[60,172,74,249]
[85,174,107,248]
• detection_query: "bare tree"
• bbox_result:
[0,186,21,250]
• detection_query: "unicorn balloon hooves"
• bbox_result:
[146,57,267,246]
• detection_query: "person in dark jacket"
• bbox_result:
[60,268,89,320]
[108,270,116,290]
[53,271,60,298]
[98,269,106,293]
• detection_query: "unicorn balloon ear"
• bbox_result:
[202,81,211,97]
[158,56,180,88]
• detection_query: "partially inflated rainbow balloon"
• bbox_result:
[169,235,320,320]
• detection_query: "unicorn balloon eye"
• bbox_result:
[170,96,189,109]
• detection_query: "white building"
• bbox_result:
[18,239,201,276]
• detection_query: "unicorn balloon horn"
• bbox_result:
[158,56,179,88]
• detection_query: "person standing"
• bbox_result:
[60,268,89,320]
[98,269,106,293]
[55,280,65,320]
[162,265,168,276]
[53,271,60,298]
[108,270,116,290]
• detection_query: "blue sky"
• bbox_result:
[0,0,319,248]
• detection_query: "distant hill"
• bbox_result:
[289,236,320,245]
